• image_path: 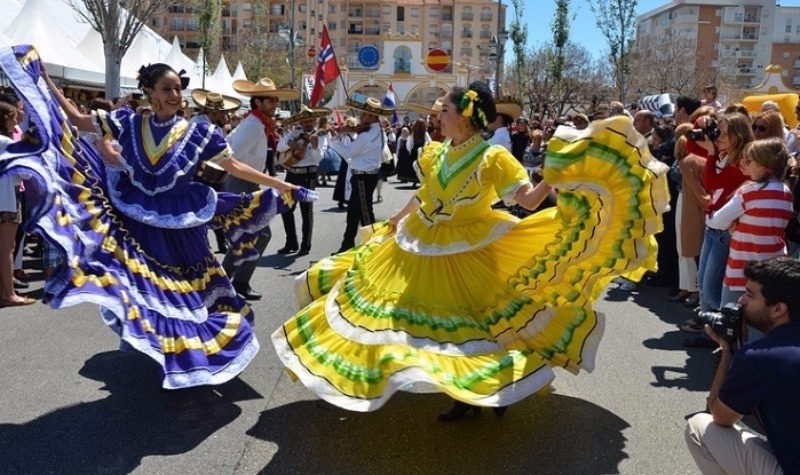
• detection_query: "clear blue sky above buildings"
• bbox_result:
[514,0,800,60]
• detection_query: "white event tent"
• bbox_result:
[0,0,248,98]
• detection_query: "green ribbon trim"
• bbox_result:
[435,139,490,189]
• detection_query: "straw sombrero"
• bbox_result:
[347,93,395,116]
[408,95,445,116]
[232,78,300,100]
[495,97,523,120]
[285,106,332,126]
[190,89,242,112]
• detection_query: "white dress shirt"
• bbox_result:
[488,126,512,151]
[328,122,384,172]
[227,113,268,170]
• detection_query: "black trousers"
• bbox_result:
[280,170,317,248]
[340,173,379,251]
[221,177,271,288]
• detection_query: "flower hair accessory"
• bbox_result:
[136,64,151,90]
[177,69,190,90]
[459,90,478,118]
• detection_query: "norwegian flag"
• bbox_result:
[382,83,399,126]
[309,25,341,107]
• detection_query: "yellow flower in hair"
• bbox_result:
[460,90,478,118]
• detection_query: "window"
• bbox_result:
[410,8,419,18]
[430,7,438,17]
[299,4,307,13]
[394,45,412,73]
[328,4,336,13]
[327,21,337,30]
[397,7,404,22]
[169,17,184,31]
[481,7,491,21]
[242,2,251,10]
[151,18,159,27]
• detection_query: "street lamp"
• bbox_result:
[278,0,304,90]
[488,30,508,97]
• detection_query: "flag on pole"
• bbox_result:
[382,82,399,126]
[309,25,341,107]
[333,109,344,126]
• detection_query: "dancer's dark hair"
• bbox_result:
[447,81,497,131]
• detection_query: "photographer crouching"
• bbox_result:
[685,257,800,474]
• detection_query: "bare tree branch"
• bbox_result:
[66,0,172,98]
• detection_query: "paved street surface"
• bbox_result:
[0,177,714,474]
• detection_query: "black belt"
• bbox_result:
[287,166,318,174]
[351,168,380,175]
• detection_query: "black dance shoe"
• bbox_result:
[233,283,262,301]
[277,243,299,254]
[492,406,508,417]
[437,400,481,421]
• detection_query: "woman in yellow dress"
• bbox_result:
[272,82,669,419]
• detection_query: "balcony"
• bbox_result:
[480,30,491,39]
[365,8,380,18]
[394,59,411,73]
[744,15,760,23]
[441,30,453,39]
[442,13,452,21]
[462,13,473,21]
[461,30,473,38]
[365,26,380,35]
[349,8,363,18]
[480,14,492,21]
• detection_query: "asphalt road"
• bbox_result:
[0,177,714,475]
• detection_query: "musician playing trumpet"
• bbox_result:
[276,106,331,256]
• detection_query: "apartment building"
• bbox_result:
[635,0,800,89]
[148,0,506,77]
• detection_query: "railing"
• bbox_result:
[394,59,411,73]
[480,14,492,21]
[480,31,491,39]
[461,30,473,38]
[349,9,363,18]
[365,27,380,35]
[442,13,452,21]
[462,13,473,21]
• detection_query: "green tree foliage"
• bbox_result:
[508,0,528,101]
[193,0,222,86]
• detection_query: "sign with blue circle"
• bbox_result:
[357,45,380,68]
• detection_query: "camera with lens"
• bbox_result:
[697,302,742,345]
[687,118,721,142]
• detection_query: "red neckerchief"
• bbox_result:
[245,109,279,150]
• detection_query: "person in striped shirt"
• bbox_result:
[708,138,793,341]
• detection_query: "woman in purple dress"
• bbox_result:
[0,46,315,389]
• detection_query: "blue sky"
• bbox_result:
[512,0,800,59]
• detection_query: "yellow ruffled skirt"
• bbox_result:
[272,117,670,411]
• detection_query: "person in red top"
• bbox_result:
[687,113,752,317]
